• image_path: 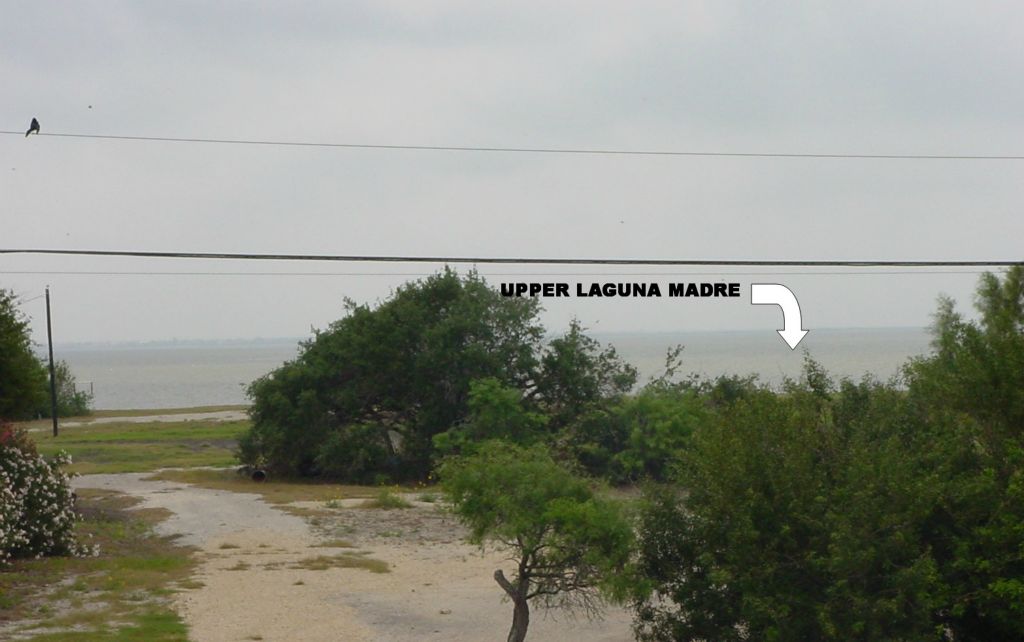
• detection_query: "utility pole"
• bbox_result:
[45,287,58,437]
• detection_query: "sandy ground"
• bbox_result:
[72,473,634,642]
[60,410,249,428]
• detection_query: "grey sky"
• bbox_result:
[2,1,1022,344]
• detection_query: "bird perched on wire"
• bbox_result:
[25,118,40,137]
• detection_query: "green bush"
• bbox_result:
[629,268,1024,641]
[35,360,94,418]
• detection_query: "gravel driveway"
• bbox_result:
[73,472,634,642]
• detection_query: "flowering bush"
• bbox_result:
[0,422,89,564]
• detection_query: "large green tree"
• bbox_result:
[242,270,637,480]
[242,269,544,478]
[0,289,47,421]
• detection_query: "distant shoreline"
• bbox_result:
[49,326,928,351]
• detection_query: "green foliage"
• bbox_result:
[566,387,705,483]
[0,289,47,421]
[432,377,548,456]
[441,441,633,642]
[36,360,94,418]
[630,268,1024,641]
[632,374,947,641]
[535,319,637,428]
[360,487,413,510]
[313,423,391,483]
[243,271,635,482]
[243,269,544,479]
[901,266,1024,640]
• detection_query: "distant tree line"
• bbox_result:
[241,267,1024,641]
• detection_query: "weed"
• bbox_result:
[311,539,355,548]
[360,488,412,510]
[290,553,389,574]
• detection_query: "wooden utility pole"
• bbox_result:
[45,287,58,437]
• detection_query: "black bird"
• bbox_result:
[25,118,40,137]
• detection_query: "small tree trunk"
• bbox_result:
[494,569,531,642]
[507,595,530,642]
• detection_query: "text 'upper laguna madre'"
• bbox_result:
[500,282,742,298]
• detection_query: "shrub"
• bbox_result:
[35,360,94,418]
[0,423,91,564]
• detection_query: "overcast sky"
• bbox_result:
[2,1,1022,344]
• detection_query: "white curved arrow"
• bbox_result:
[751,283,809,349]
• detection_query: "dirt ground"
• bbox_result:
[72,473,634,641]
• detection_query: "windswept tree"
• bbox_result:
[241,269,545,479]
[241,269,637,481]
[441,441,633,642]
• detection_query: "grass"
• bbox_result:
[311,539,356,548]
[360,488,413,510]
[148,468,382,504]
[290,553,389,574]
[0,489,197,641]
[30,419,249,474]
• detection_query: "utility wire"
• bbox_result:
[4,130,1024,161]
[1,248,1021,267]
[0,269,995,277]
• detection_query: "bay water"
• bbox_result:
[54,328,932,410]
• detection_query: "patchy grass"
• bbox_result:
[311,539,356,549]
[148,468,381,504]
[360,488,413,510]
[225,561,251,571]
[290,553,389,574]
[218,543,241,550]
[0,489,196,641]
[31,419,248,474]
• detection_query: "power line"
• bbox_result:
[1,248,1021,267]
[3,130,1024,161]
[0,269,995,277]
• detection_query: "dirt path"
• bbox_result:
[61,410,248,428]
[72,473,634,641]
